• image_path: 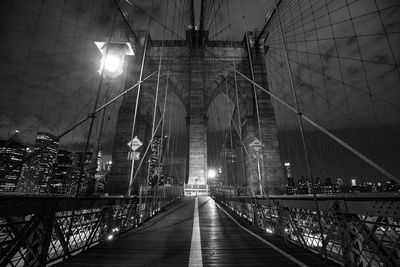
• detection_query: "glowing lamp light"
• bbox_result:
[95,41,134,78]
[103,55,121,73]
[266,227,274,234]
[208,169,217,179]
[106,234,113,241]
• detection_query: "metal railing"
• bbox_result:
[211,186,400,267]
[184,184,209,196]
[0,186,184,267]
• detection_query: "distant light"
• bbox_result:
[266,227,274,234]
[15,130,19,133]
[108,160,112,164]
[208,169,217,179]
[107,234,113,241]
[284,162,290,167]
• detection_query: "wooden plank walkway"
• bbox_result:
[57,197,339,266]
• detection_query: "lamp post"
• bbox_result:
[76,40,134,197]
[94,41,134,78]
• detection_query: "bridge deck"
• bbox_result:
[58,197,338,266]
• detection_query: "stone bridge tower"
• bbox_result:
[107,30,285,196]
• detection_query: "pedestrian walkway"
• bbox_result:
[58,197,338,266]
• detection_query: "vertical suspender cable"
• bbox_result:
[294,0,326,179]
[76,4,119,197]
[273,0,326,256]
[130,113,166,188]
[162,0,178,184]
[225,78,236,187]
[241,0,267,196]
[158,77,169,181]
[126,21,151,197]
[147,50,162,189]
[149,0,170,190]
[226,0,247,188]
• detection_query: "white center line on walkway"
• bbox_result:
[215,200,309,267]
[189,197,203,267]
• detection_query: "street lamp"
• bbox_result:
[208,169,217,179]
[95,41,134,78]
[77,40,134,196]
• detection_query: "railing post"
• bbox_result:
[37,208,56,267]
[338,212,355,265]
[138,185,143,225]
[103,205,114,240]
[251,198,257,227]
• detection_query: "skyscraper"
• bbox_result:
[70,151,92,195]
[51,149,73,194]
[18,132,58,193]
[148,136,163,187]
[0,140,26,192]
[284,162,295,194]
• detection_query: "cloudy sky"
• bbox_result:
[0,0,399,182]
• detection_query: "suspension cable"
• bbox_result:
[225,0,247,188]
[126,112,165,195]
[76,2,121,197]
[272,0,326,255]
[124,0,185,40]
[241,0,267,196]
[126,7,152,197]
[147,0,170,190]
[224,78,236,187]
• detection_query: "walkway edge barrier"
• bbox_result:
[211,186,400,267]
[0,186,184,266]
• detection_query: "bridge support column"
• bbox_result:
[241,32,285,195]
[187,114,207,186]
[242,107,285,195]
[108,111,151,195]
[186,48,208,195]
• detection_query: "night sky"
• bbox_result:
[0,0,399,184]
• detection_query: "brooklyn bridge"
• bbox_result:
[0,0,399,266]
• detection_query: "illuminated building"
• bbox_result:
[0,140,26,192]
[284,162,295,194]
[51,149,73,194]
[18,132,58,193]
[148,136,164,187]
[70,151,93,195]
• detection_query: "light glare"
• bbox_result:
[104,55,121,73]
[208,169,217,179]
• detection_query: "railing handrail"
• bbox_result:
[232,193,400,200]
[213,186,400,200]
[0,186,182,217]
[211,186,400,267]
[0,185,184,267]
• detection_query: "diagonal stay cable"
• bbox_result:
[234,69,400,185]
[0,70,158,179]
[126,112,166,196]
[202,47,399,184]
[124,0,185,40]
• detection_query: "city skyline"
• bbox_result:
[0,0,398,187]
[0,1,398,266]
